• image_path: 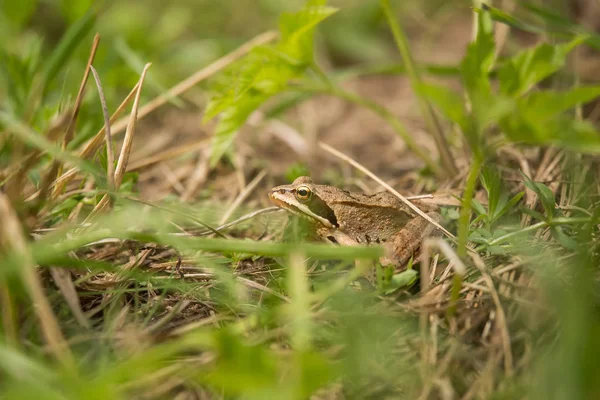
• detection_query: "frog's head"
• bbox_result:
[268,176,338,228]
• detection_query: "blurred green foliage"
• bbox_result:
[0,0,433,157]
[0,0,425,108]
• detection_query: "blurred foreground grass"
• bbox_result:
[2,0,600,399]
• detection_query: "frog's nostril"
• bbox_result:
[279,189,286,194]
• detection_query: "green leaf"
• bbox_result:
[204,1,337,167]
[293,351,334,399]
[500,86,600,151]
[521,2,600,52]
[469,228,493,244]
[2,0,38,28]
[522,2,580,30]
[522,173,556,218]
[501,113,600,153]
[487,245,508,255]
[209,94,266,166]
[551,226,579,250]
[518,86,600,121]
[472,198,487,217]
[459,6,499,151]
[475,5,545,34]
[415,83,467,131]
[475,168,523,228]
[42,9,96,92]
[475,95,515,131]
[204,329,279,396]
[60,0,94,22]
[285,162,311,182]
[279,1,337,63]
[498,36,586,96]
[471,213,487,227]
[520,207,546,222]
[384,269,418,294]
[483,3,600,52]
[461,6,495,102]
[480,165,502,218]
[543,118,600,152]
[494,191,525,223]
[0,39,43,115]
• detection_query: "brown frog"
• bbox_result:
[268,176,441,267]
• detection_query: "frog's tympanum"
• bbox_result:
[268,176,441,267]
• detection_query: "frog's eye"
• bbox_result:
[295,186,312,201]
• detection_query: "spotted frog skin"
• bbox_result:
[268,176,441,266]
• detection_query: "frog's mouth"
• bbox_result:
[269,190,337,229]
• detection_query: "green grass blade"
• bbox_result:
[42,9,96,93]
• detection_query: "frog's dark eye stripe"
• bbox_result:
[295,185,312,201]
[305,194,338,227]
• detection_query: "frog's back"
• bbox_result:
[316,186,432,244]
[322,186,435,213]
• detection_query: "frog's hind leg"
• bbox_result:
[386,212,442,267]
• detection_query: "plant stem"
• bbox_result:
[487,217,591,246]
[471,0,483,41]
[288,252,312,351]
[310,62,335,89]
[449,154,483,314]
[297,83,441,176]
[447,273,463,317]
[380,0,458,177]
[458,155,482,258]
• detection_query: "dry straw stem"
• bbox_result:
[420,238,514,377]
[469,252,514,376]
[420,238,466,293]
[219,169,267,225]
[82,63,151,224]
[46,30,277,199]
[63,33,101,148]
[114,63,152,187]
[108,30,278,137]
[0,193,75,368]
[419,238,467,379]
[49,267,90,328]
[89,65,115,189]
[50,33,100,199]
[143,299,192,334]
[128,138,209,171]
[181,150,210,202]
[318,141,455,240]
[27,83,140,202]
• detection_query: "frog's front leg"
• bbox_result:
[382,212,442,267]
